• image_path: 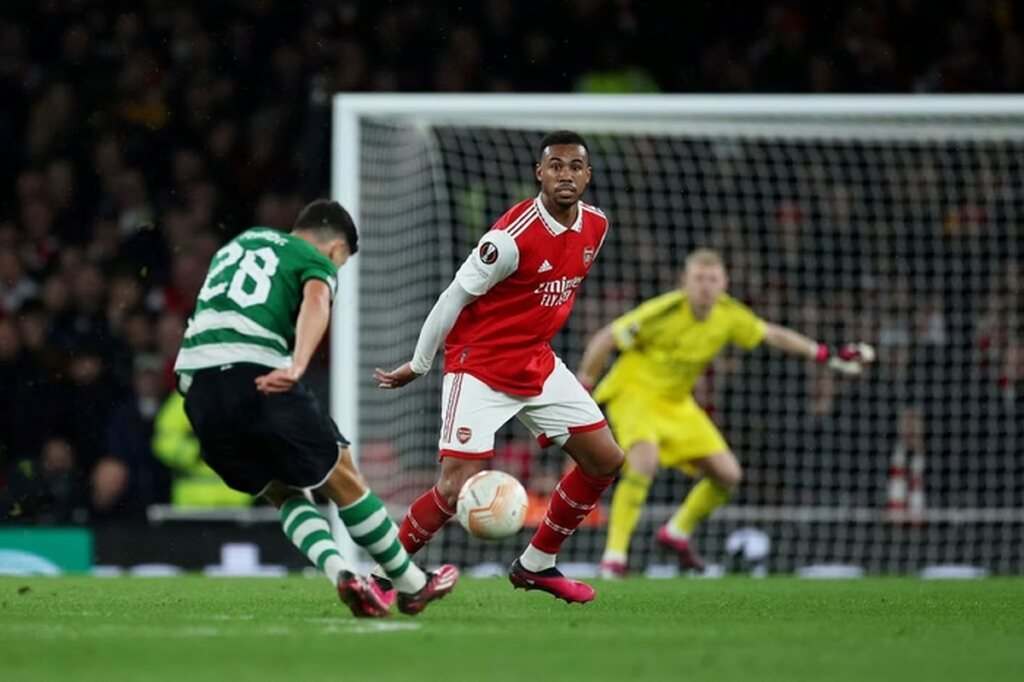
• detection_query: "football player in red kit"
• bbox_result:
[374,131,624,603]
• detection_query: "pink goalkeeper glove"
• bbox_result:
[815,343,876,376]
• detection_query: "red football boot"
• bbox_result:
[656,525,706,572]
[337,571,391,618]
[508,559,596,604]
[397,564,459,616]
[597,559,627,579]
[369,574,397,610]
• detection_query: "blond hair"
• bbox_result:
[684,248,726,273]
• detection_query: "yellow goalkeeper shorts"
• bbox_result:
[604,392,729,474]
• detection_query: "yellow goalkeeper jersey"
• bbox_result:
[593,290,765,404]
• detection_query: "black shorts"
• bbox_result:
[182,363,349,496]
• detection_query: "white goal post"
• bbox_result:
[330,94,1024,575]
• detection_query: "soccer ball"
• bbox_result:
[456,470,529,540]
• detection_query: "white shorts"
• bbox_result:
[438,358,607,459]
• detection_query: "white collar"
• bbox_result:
[534,194,582,234]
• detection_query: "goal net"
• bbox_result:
[332,95,1023,576]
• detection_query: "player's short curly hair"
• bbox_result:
[293,199,359,254]
[538,130,589,161]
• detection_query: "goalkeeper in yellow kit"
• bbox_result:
[577,250,874,576]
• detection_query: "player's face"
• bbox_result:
[683,263,728,310]
[535,144,591,207]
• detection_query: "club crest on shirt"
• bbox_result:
[479,242,499,265]
[456,426,473,444]
[583,246,595,266]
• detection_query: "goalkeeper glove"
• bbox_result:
[815,343,876,376]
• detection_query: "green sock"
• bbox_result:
[280,497,348,583]
[338,491,427,594]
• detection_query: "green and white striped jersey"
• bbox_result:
[174,227,338,380]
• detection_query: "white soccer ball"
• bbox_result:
[456,470,529,540]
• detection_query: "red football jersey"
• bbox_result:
[444,195,609,396]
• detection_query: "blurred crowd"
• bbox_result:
[0,0,1022,524]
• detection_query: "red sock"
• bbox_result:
[530,467,615,554]
[398,485,455,555]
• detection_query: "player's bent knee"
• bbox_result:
[565,428,624,477]
[627,444,659,478]
[607,446,626,475]
[729,467,744,489]
[315,448,368,505]
[262,481,295,508]
[629,459,657,478]
[436,458,484,504]
[335,449,366,485]
[332,460,365,490]
[717,464,743,490]
[582,444,624,478]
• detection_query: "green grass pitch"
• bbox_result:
[1,576,1022,682]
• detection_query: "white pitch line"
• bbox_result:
[1,619,422,639]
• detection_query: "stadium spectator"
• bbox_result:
[0,437,87,525]
[63,344,120,474]
[91,353,172,521]
[151,392,251,508]
[0,247,38,315]
[885,405,927,523]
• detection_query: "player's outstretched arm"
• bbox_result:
[256,279,332,394]
[762,323,875,376]
[377,229,514,390]
[374,279,478,390]
[576,324,617,391]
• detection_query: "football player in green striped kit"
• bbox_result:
[175,200,458,617]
